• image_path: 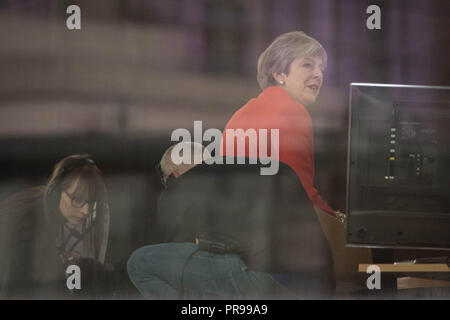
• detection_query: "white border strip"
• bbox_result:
[350,82,450,90]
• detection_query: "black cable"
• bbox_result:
[178,248,200,299]
[57,218,97,262]
[178,237,249,299]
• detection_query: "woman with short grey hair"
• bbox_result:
[223,30,336,217]
[257,31,327,91]
[220,31,337,295]
[127,31,337,300]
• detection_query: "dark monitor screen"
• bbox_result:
[346,83,450,250]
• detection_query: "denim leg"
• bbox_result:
[127,243,199,299]
[127,242,292,299]
[182,251,294,299]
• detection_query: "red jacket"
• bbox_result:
[221,86,336,217]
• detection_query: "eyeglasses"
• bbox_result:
[63,190,94,209]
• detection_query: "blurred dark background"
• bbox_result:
[0,0,449,297]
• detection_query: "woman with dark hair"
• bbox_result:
[0,154,110,299]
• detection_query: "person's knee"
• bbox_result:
[127,244,175,279]
[127,243,198,283]
[127,246,155,281]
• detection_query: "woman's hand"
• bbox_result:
[67,250,81,265]
[335,211,347,226]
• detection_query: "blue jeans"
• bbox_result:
[127,243,293,299]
